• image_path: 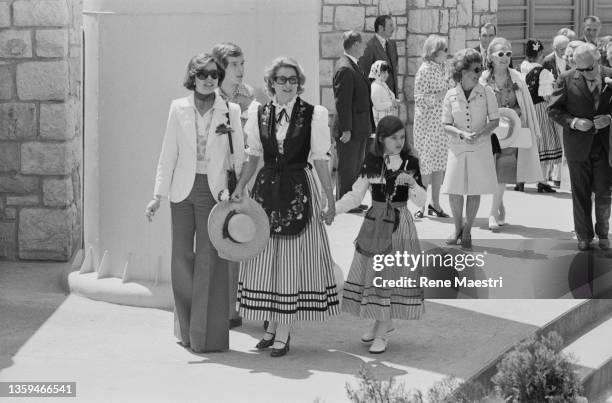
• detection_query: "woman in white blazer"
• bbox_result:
[145,53,244,352]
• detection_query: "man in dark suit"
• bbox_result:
[581,15,602,47]
[548,43,612,251]
[359,15,398,96]
[543,35,570,80]
[333,31,374,206]
[473,22,513,69]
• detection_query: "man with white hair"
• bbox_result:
[543,35,570,79]
[582,16,602,47]
[548,44,612,251]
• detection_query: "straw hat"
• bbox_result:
[208,198,270,262]
[495,107,522,148]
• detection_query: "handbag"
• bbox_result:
[409,185,427,209]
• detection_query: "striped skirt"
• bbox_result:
[342,204,424,321]
[237,169,340,324]
[535,102,562,168]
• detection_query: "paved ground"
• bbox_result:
[0,184,609,402]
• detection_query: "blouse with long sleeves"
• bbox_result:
[336,154,413,214]
[244,97,331,161]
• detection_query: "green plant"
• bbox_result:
[492,331,583,402]
[427,376,494,403]
[345,366,423,403]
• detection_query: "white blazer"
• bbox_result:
[153,91,245,203]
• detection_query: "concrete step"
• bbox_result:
[466,299,612,392]
[563,316,612,402]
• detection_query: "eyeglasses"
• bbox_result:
[273,76,299,85]
[576,65,595,72]
[196,70,219,80]
[495,51,513,58]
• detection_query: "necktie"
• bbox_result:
[276,108,289,125]
[588,79,600,110]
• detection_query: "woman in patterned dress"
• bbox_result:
[230,57,339,358]
[481,38,543,232]
[413,35,452,219]
[520,38,562,193]
[336,116,424,354]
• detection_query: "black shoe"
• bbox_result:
[358,204,369,211]
[428,204,450,218]
[537,183,556,193]
[514,183,525,192]
[553,180,561,187]
[599,239,610,250]
[577,240,592,251]
[414,210,424,219]
[229,317,242,329]
[347,207,363,214]
[255,332,276,350]
[270,334,290,357]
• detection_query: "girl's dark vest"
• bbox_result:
[252,98,314,237]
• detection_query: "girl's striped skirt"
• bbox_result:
[535,102,562,170]
[237,169,340,324]
[342,204,424,320]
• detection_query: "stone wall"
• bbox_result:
[318,0,497,137]
[0,0,82,260]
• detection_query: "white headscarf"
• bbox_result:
[368,60,388,81]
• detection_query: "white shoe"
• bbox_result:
[361,327,394,343]
[369,337,388,354]
[489,216,500,232]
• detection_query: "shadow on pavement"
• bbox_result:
[0,262,69,372]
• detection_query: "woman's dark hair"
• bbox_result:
[183,53,225,90]
[361,116,413,178]
[450,48,482,82]
[525,38,544,61]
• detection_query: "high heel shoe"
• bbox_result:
[255,332,275,350]
[414,210,424,219]
[445,227,463,245]
[428,204,450,218]
[270,334,290,357]
[537,183,556,193]
[488,216,500,232]
[514,183,525,192]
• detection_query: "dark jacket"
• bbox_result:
[547,65,612,161]
[543,52,568,80]
[359,36,398,95]
[332,55,374,139]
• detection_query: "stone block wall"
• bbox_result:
[0,0,82,261]
[318,0,497,137]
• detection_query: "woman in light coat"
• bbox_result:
[145,53,245,352]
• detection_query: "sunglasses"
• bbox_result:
[471,66,483,74]
[195,70,219,80]
[273,76,299,85]
[576,65,595,72]
[495,51,513,58]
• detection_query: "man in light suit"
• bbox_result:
[543,35,570,80]
[359,15,398,96]
[548,44,612,251]
[333,31,375,208]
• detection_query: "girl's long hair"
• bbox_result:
[360,116,414,178]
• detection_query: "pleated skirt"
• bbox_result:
[237,169,340,324]
[342,205,424,321]
[534,102,562,167]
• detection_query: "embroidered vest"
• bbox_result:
[252,98,314,237]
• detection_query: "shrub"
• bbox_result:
[345,366,423,403]
[427,376,493,403]
[492,331,583,402]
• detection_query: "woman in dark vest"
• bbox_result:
[230,57,339,357]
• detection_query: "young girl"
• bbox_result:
[369,60,400,127]
[335,116,425,354]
